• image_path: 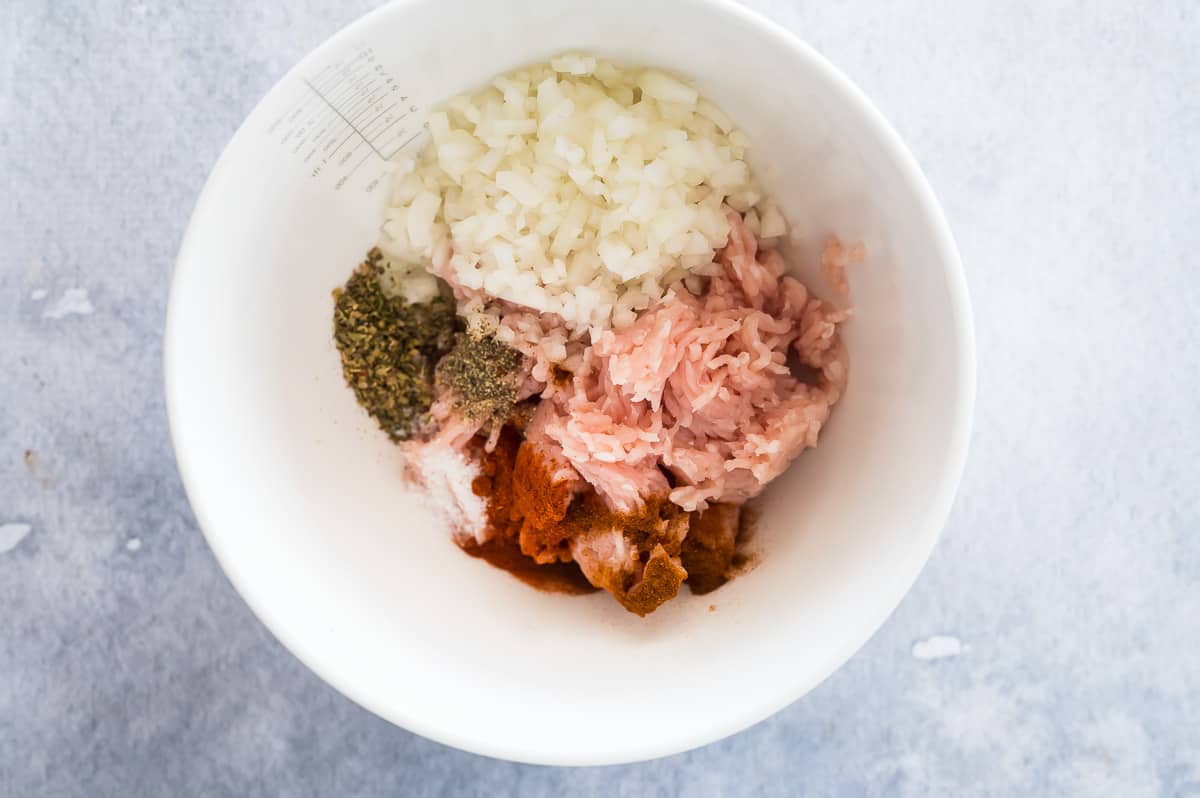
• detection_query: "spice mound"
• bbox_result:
[333,248,455,441]
[436,331,522,426]
[332,54,858,616]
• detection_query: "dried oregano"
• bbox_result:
[332,249,455,440]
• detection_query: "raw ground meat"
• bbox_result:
[521,209,851,512]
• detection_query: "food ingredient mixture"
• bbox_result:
[334,55,860,615]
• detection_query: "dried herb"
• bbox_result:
[333,248,455,441]
[435,330,522,425]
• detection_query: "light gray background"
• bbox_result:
[2,1,1197,795]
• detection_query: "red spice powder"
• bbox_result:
[468,425,739,611]
[473,427,575,563]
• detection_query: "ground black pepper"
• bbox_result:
[435,330,522,426]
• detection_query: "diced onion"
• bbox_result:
[379,54,778,328]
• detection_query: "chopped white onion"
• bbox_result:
[379,54,777,328]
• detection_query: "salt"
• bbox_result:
[404,445,488,543]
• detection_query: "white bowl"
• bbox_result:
[166,0,974,766]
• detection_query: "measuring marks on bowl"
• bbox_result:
[266,45,425,194]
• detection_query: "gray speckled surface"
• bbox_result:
[2,1,1198,795]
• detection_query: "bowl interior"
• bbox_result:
[167,0,973,765]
